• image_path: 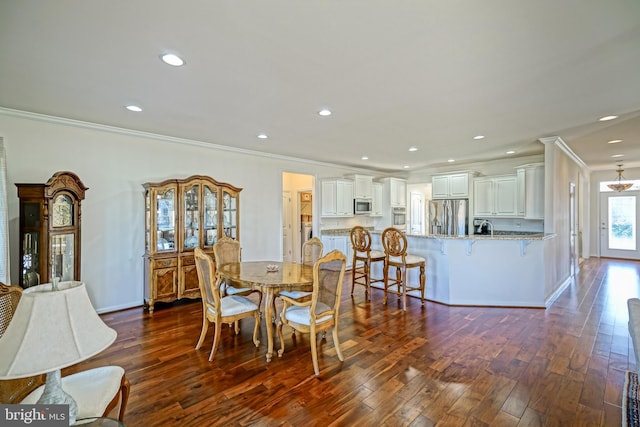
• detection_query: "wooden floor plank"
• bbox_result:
[37,257,640,426]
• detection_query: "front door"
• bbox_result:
[600,190,640,259]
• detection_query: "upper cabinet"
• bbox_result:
[346,174,373,199]
[432,172,474,199]
[378,177,406,207]
[370,182,383,216]
[321,179,354,217]
[516,163,544,219]
[473,175,518,217]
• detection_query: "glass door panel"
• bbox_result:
[22,231,40,287]
[157,188,176,251]
[222,190,238,239]
[204,185,217,246]
[51,233,75,281]
[600,192,640,259]
[608,196,636,250]
[184,185,199,249]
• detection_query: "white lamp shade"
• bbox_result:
[0,281,116,379]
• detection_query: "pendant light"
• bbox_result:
[607,164,633,192]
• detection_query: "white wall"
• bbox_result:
[0,112,364,312]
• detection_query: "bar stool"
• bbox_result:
[350,226,385,301]
[381,227,426,311]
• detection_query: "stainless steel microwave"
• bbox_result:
[353,198,372,215]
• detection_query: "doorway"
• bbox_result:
[599,190,640,259]
[282,172,315,263]
[570,183,578,276]
[410,192,424,234]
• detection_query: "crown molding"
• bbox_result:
[538,136,589,171]
[0,107,373,174]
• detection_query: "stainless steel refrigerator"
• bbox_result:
[428,199,469,236]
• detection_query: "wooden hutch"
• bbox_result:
[143,175,241,312]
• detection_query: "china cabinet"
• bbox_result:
[143,175,241,312]
[16,171,88,288]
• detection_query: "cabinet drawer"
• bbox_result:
[153,258,177,268]
[181,256,195,266]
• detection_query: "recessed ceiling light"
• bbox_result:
[608,139,623,144]
[160,53,185,67]
[257,133,268,139]
[318,109,332,116]
[126,105,142,112]
[403,165,410,169]
[473,135,485,140]
[361,156,369,160]
[612,154,625,158]
[408,147,418,152]
[599,115,618,121]
[506,150,516,154]
[447,159,455,163]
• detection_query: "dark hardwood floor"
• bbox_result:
[69,257,640,426]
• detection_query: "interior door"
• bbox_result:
[600,190,640,259]
[410,192,423,234]
[570,183,577,276]
[282,191,292,262]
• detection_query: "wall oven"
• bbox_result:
[392,206,406,230]
[353,198,372,215]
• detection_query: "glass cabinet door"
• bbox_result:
[222,190,238,239]
[22,231,40,287]
[51,233,75,281]
[204,185,218,246]
[183,185,199,249]
[156,188,176,252]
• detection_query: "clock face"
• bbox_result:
[52,195,73,227]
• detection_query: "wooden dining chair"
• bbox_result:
[350,226,385,301]
[276,249,346,376]
[194,248,261,361]
[277,237,323,302]
[381,227,426,311]
[213,236,262,303]
[0,283,130,422]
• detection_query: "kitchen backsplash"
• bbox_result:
[320,216,375,232]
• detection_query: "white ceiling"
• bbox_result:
[1,1,640,173]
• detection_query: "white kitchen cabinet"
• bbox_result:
[432,172,473,199]
[321,235,352,268]
[370,182,383,216]
[389,178,407,206]
[347,174,373,199]
[321,179,354,217]
[516,164,544,219]
[473,175,518,217]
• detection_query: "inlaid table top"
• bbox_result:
[219,261,313,288]
[218,261,314,362]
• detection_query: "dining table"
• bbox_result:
[218,261,313,362]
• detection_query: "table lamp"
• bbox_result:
[0,281,116,425]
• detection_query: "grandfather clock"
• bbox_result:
[16,171,88,288]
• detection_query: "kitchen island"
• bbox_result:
[369,231,558,308]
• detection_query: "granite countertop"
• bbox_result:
[321,228,554,240]
[405,231,553,241]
